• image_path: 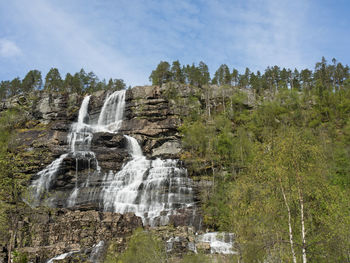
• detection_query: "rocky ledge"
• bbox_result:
[11,209,142,263]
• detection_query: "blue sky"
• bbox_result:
[0,0,349,86]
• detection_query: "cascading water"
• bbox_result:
[28,95,94,206]
[66,95,97,207]
[97,90,126,132]
[197,232,236,254]
[66,90,126,206]
[29,153,68,206]
[100,135,195,226]
[29,89,195,226]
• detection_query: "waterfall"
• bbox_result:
[46,251,78,263]
[67,95,93,152]
[89,241,105,263]
[100,135,195,226]
[29,88,196,227]
[29,153,68,205]
[29,95,96,206]
[46,241,104,263]
[97,90,126,132]
[66,91,126,207]
[197,232,236,254]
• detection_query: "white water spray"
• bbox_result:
[100,135,195,226]
[30,89,196,227]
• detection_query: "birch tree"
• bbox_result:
[226,128,350,262]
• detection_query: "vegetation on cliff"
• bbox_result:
[1,56,350,262]
[0,108,31,263]
[172,57,350,262]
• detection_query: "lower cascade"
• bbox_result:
[101,135,195,226]
[197,232,236,255]
[46,241,105,263]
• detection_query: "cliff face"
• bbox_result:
[1,84,250,262]
[14,209,141,263]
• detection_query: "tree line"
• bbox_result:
[0,68,127,100]
[178,58,350,261]
[150,57,350,96]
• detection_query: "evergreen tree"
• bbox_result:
[9,77,22,97]
[231,68,239,86]
[63,73,74,93]
[198,61,210,86]
[149,61,172,86]
[213,64,231,86]
[107,78,126,91]
[113,79,126,91]
[78,68,89,91]
[85,71,99,93]
[44,68,63,92]
[0,81,10,100]
[22,70,42,93]
[300,69,313,94]
[171,60,185,83]
[238,67,250,88]
[72,73,83,94]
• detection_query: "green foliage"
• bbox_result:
[212,64,231,86]
[118,228,166,263]
[0,108,30,260]
[181,253,211,263]
[12,250,28,263]
[149,61,172,86]
[22,70,42,93]
[44,67,63,92]
[179,58,350,261]
[171,60,185,83]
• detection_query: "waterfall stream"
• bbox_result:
[29,89,195,226]
[101,135,195,226]
[197,232,236,254]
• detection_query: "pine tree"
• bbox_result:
[198,61,210,86]
[72,73,83,94]
[9,77,22,97]
[0,81,10,100]
[63,73,74,93]
[149,61,172,86]
[44,68,63,92]
[171,60,185,83]
[22,70,42,93]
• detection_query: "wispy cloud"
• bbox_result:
[0,0,349,84]
[0,39,21,57]
[205,0,311,71]
[9,0,146,85]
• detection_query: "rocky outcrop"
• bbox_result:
[14,209,142,263]
[0,84,253,262]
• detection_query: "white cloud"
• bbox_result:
[0,39,21,57]
[206,0,310,71]
[11,0,146,85]
[1,0,319,83]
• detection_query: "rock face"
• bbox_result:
[21,88,197,228]
[15,209,142,263]
[0,84,251,262]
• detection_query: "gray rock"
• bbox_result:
[152,140,182,158]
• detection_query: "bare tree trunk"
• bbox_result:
[294,157,307,263]
[298,186,307,263]
[206,86,211,119]
[222,88,225,113]
[7,231,13,263]
[279,179,297,263]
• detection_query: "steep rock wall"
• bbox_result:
[0,84,251,262]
